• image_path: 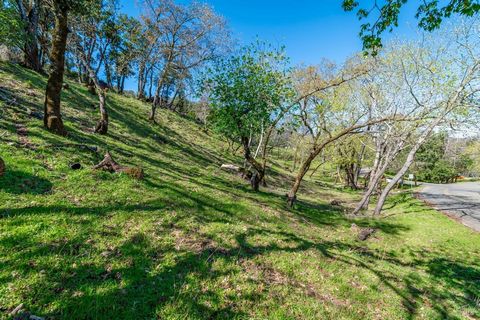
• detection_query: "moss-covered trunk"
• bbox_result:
[43,2,68,136]
[0,156,5,176]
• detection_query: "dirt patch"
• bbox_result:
[240,259,351,307]
[241,259,290,285]
[170,227,230,258]
[15,123,35,149]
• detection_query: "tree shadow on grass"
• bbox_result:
[3,212,477,319]
[1,186,477,319]
[0,169,52,195]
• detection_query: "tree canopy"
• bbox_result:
[342,0,480,51]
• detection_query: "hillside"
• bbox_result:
[1,63,479,320]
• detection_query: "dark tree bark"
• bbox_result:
[344,162,358,189]
[241,136,265,191]
[105,57,113,88]
[150,79,164,121]
[0,157,5,177]
[148,67,154,99]
[150,53,173,121]
[87,79,96,95]
[74,54,83,83]
[17,0,42,72]
[43,1,68,136]
[287,151,316,207]
[119,75,125,94]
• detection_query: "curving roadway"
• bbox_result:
[417,181,480,232]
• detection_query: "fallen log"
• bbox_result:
[220,164,253,180]
[220,164,242,172]
[221,164,252,179]
[93,152,143,180]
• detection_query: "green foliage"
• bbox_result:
[463,140,480,175]
[342,0,480,52]
[414,132,474,183]
[0,1,25,47]
[201,42,294,142]
[428,159,456,183]
[109,14,140,78]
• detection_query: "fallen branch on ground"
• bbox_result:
[351,223,377,241]
[220,163,252,180]
[93,151,144,179]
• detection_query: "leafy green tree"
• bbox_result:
[0,0,45,71]
[0,1,25,49]
[463,140,480,176]
[415,133,475,183]
[415,132,446,180]
[342,0,480,51]
[415,132,461,183]
[202,42,293,191]
[109,15,139,93]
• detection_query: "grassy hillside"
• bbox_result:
[1,63,479,320]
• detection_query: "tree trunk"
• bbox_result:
[287,151,316,207]
[73,32,109,134]
[285,116,398,208]
[150,78,164,121]
[83,66,107,133]
[75,56,83,83]
[120,75,125,94]
[292,144,299,171]
[43,2,68,136]
[94,90,108,134]
[352,135,409,215]
[151,56,173,121]
[149,101,158,122]
[137,61,146,100]
[241,136,265,191]
[148,68,154,99]
[368,143,382,188]
[17,0,41,71]
[105,59,113,88]
[373,124,439,215]
[352,162,389,214]
[0,157,5,176]
[87,79,96,95]
[354,143,367,187]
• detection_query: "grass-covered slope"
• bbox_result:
[0,63,479,320]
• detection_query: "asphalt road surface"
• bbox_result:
[417,182,480,232]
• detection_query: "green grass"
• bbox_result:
[1,63,479,320]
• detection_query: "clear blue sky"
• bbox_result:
[119,0,420,91]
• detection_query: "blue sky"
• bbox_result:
[119,0,420,91]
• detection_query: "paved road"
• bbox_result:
[417,182,480,232]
